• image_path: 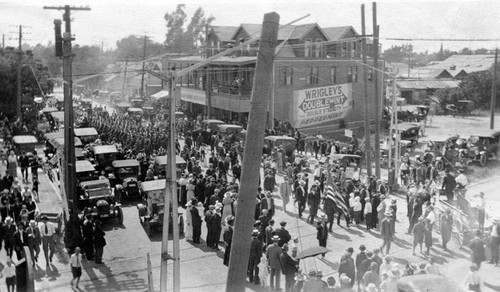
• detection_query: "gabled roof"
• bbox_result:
[210,26,239,42]
[275,41,296,58]
[322,26,359,41]
[407,68,453,79]
[231,23,329,42]
[426,54,495,75]
[396,80,459,90]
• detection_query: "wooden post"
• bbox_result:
[373,2,381,178]
[491,48,498,130]
[147,253,154,292]
[361,4,372,176]
[225,12,280,292]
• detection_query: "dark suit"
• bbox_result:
[14,229,28,259]
[222,225,233,266]
[248,237,263,283]
[280,251,299,292]
[0,205,13,223]
[190,207,202,243]
[275,227,291,247]
[295,186,306,217]
[380,217,393,254]
[3,223,16,257]
[260,197,275,217]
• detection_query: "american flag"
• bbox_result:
[325,184,348,216]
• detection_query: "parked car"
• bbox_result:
[112,159,141,199]
[77,178,123,225]
[137,179,184,237]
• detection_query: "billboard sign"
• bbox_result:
[293,83,353,128]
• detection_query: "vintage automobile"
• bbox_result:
[116,102,132,113]
[91,145,119,169]
[330,153,362,169]
[75,160,96,183]
[127,107,143,118]
[44,137,83,159]
[137,179,184,237]
[456,99,474,116]
[74,127,98,145]
[80,98,93,111]
[50,111,65,126]
[12,135,38,155]
[459,130,500,167]
[397,123,420,147]
[153,155,187,179]
[78,178,123,225]
[424,134,459,170]
[130,98,144,108]
[216,124,244,143]
[201,119,224,132]
[397,274,465,292]
[112,159,141,198]
[263,136,297,159]
[379,141,410,169]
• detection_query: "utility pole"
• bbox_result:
[204,24,213,118]
[122,57,129,99]
[2,34,4,48]
[373,2,381,178]
[16,25,23,121]
[44,4,91,251]
[140,35,147,100]
[226,12,280,292]
[361,4,372,176]
[491,48,498,130]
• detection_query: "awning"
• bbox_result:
[151,90,169,100]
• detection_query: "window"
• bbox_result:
[347,67,353,83]
[330,67,337,84]
[304,39,312,57]
[307,67,319,85]
[341,42,348,57]
[280,67,293,86]
[368,68,373,82]
[315,39,322,57]
[352,66,358,82]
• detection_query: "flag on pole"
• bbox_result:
[325,184,348,216]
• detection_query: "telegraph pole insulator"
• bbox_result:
[54,19,63,57]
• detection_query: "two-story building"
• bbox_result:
[163,23,383,135]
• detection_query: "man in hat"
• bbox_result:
[316,215,328,257]
[222,215,234,266]
[295,180,307,218]
[82,213,94,260]
[266,235,283,290]
[307,181,321,223]
[26,219,41,265]
[40,215,57,264]
[280,243,299,292]
[469,230,486,269]
[261,191,275,218]
[14,222,28,260]
[248,229,263,284]
[339,274,354,290]
[440,209,453,250]
[280,176,292,213]
[489,217,500,266]
[380,211,394,255]
[355,244,368,288]
[4,217,16,258]
[362,262,380,291]
[339,248,355,288]
[412,217,425,255]
[441,169,456,202]
[275,221,291,247]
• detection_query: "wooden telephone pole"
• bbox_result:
[226,12,280,292]
[491,48,498,130]
[16,25,23,121]
[44,4,91,250]
[373,2,381,178]
[361,4,373,176]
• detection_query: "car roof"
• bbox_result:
[80,179,110,189]
[397,274,464,292]
[51,137,83,148]
[127,108,143,113]
[141,179,166,192]
[76,160,95,173]
[93,145,118,155]
[330,153,362,159]
[217,124,243,131]
[74,127,98,136]
[154,155,186,165]
[202,119,224,125]
[264,135,296,142]
[397,123,420,131]
[112,159,140,168]
[44,131,65,140]
[12,135,38,144]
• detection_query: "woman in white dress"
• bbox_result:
[184,201,193,241]
[186,179,196,203]
[221,192,234,221]
[7,150,18,178]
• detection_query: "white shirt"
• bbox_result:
[70,253,82,268]
[426,210,436,225]
[39,222,56,237]
[3,264,16,278]
[353,201,362,212]
[364,202,372,215]
[455,174,468,187]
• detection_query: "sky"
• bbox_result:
[1,0,500,54]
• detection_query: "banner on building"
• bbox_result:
[293,83,353,128]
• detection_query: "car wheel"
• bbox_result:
[480,154,487,167]
[436,160,444,171]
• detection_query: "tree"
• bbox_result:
[164,5,214,53]
[115,35,166,60]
